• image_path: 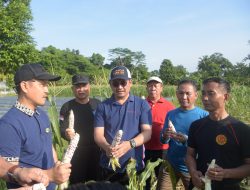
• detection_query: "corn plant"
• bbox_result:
[126,158,163,190]
[0,180,7,190]
[47,82,69,190]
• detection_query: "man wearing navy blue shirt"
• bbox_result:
[94,65,152,184]
[0,63,71,190]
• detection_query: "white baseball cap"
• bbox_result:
[147,76,163,84]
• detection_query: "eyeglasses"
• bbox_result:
[111,80,127,87]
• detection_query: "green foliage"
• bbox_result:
[197,53,233,79]
[89,53,105,67]
[225,62,250,86]
[0,180,7,190]
[227,85,250,124]
[47,95,68,161]
[126,158,163,190]
[159,59,188,85]
[0,0,38,75]
[108,48,149,81]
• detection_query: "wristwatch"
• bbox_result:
[129,139,136,149]
[7,165,19,183]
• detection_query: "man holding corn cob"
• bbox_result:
[186,77,250,190]
[60,74,101,184]
[94,66,152,185]
[144,76,175,190]
[158,79,208,190]
[0,64,71,190]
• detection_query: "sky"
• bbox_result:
[30,0,250,72]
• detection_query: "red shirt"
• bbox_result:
[145,97,175,150]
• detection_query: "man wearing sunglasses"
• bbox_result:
[94,65,152,185]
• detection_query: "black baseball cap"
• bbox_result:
[109,66,131,81]
[14,63,61,85]
[72,74,89,85]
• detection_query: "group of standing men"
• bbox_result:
[0,63,249,190]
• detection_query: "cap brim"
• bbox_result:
[36,73,61,81]
[147,79,162,83]
[110,76,130,81]
[73,81,89,85]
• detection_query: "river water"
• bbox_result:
[0,96,73,118]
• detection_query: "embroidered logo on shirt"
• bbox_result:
[216,134,227,145]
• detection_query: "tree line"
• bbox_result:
[1,0,249,87]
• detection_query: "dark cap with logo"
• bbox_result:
[72,74,89,85]
[14,63,61,85]
[109,66,131,81]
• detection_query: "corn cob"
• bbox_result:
[168,119,176,132]
[192,159,216,190]
[59,133,80,190]
[62,133,80,163]
[32,183,46,190]
[68,110,75,134]
[109,130,123,171]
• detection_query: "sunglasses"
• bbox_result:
[111,80,127,87]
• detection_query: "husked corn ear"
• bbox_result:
[192,159,216,190]
[59,133,80,190]
[109,130,123,171]
[62,133,80,164]
[68,110,75,134]
[203,159,215,190]
[111,130,123,147]
[168,119,176,132]
[32,183,46,190]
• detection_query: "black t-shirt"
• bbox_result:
[188,116,250,188]
[59,98,101,183]
[60,98,100,147]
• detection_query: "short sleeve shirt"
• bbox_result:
[145,97,175,150]
[94,94,152,172]
[0,106,55,190]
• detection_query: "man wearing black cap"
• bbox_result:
[60,74,101,184]
[94,66,152,184]
[0,63,71,190]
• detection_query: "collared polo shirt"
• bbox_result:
[145,97,175,150]
[0,106,56,190]
[94,94,152,172]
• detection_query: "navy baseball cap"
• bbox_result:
[72,74,89,85]
[14,63,61,85]
[109,66,131,81]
